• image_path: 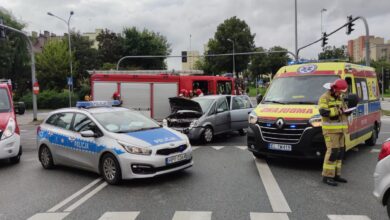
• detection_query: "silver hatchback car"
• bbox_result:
[37,101,193,184]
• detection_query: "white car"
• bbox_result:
[37,101,193,184]
[373,138,390,218]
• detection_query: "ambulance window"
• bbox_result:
[355,78,368,102]
[345,77,353,94]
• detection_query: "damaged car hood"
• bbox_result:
[169,97,203,114]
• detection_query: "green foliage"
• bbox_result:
[204,16,255,76]
[19,90,79,109]
[249,47,269,76]
[318,45,348,60]
[96,29,124,64]
[121,27,171,70]
[101,63,117,70]
[248,46,290,79]
[267,46,290,74]
[36,40,70,90]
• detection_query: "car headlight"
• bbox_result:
[248,111,258,124]
[189,120,198,129]
[118,141,152,155]
[162,119,168,127]
[309,116,322,127]
[1,117,16,140]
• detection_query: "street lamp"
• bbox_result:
[227,39,235,76]
[321,8,327,34]
[47,11,74,107]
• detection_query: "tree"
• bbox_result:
[267,46,290,75]
[204,16,255,76]
[36,40,70,90]
[96,29,124,65]
[0,8,31,98]
[318,45,348,60]
[121,27,171,70]
[248,47,269,77]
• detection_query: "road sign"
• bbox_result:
[33,82,39,95]
[67,77,73,86]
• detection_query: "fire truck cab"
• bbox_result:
[0,79,22,163]
[90,70,235,120]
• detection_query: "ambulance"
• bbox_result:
[247,62,381,159]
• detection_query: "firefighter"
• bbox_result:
[112,91,123,106]
[318,79,350,186]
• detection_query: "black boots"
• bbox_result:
[334,175,348,183]
[323,177,338,186]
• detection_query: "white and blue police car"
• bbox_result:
[37,101,193,184]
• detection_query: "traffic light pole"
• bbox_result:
[0,23,38,121]
[382,66,385,101]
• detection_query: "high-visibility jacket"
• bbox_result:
[318,91,348,134]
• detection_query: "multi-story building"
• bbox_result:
[31,31,63,53]
[181,50,200,70]
[82,29,103,49]
[348,36,390,63]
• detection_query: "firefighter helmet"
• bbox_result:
[331,79,348,92]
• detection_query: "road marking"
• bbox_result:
[327,215,371,220]
[47,178,102,212]
[250,212,289,220]
[370,149,381,153]
[192,147,199,151]
[236,146,247,150]
[98,211,140,220]
[27,212,69,220]
[211,146,224,150]
[172,211,212,220]
[64,181,108,212]
[254,158,291,213]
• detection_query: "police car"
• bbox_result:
[37,101,193,184]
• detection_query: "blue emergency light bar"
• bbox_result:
[76,100,121,108]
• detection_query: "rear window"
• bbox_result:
[0,88,11,113]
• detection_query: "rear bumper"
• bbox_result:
[0,134,21,160]
[247,124,326,159]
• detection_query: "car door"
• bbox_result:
[47,112,75,165]
[230,96,253,130]
[214,97,231,134]
[68,113,102,170]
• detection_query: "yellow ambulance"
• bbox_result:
[247,62,381,159]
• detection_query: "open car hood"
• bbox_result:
[169,97,202,113]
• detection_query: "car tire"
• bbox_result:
[387,196,390,219]
[202,126,214,144]
[9,146,22,164]
[100,153,122,185]
[238,129,247,136]
[39,145,54,169]
[253,152,267,159]
[365,126,378,146]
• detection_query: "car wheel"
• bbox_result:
[100,153,122,185]
[39,145,54,169]
[238,129,247,136]
[365,126,378,146]
[253,152,267,159]
[9,146,22,164]
[387,196,390,219]
[202,126,214,144]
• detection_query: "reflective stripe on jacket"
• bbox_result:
[318,91,348,134]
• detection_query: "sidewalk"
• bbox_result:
[16,110,51,125]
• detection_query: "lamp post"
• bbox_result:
[294,0,298,60]
[47,11,74,107]
[321,8,327,34]
[227,39,235,76]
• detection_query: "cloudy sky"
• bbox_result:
[1,0,390,70]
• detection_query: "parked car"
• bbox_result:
[165,95,254,143]
[373,138,390,218]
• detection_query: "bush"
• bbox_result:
[20,90,80,109]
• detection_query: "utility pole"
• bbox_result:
[382,66,385,101]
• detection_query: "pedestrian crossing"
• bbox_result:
[27,211,372,220]
[191,145,247,151]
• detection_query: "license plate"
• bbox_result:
[268,143,292,151]
[166,153,187,165]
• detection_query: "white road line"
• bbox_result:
[250,212,289,220]
[211,146,224,150]
[327,215,371,220]
[236,146,247,150]
[254,158,291,213]
[370,149,381,153]
[172,211,212,220]
[27,212,69,220]
[47,178,102,212]
[98,211,140,220]
[64,181,108,212]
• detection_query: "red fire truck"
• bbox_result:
[89,70,235,120]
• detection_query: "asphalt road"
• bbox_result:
[1,114,390,220]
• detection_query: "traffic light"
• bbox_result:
[322,32,328,47]
[0,18,5,39]
[181,51,187,63]
[346,15,355,35]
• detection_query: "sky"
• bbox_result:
[1,0,390,70]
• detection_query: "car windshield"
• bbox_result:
[263,75,339,104]
[193,98,214,113]
[92,110,160,133]
[0,88,11,113]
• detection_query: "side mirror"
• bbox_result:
[216,108,224,113]
[256,94,263,104]
[80,130,96,138]
[345,94,359,108]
